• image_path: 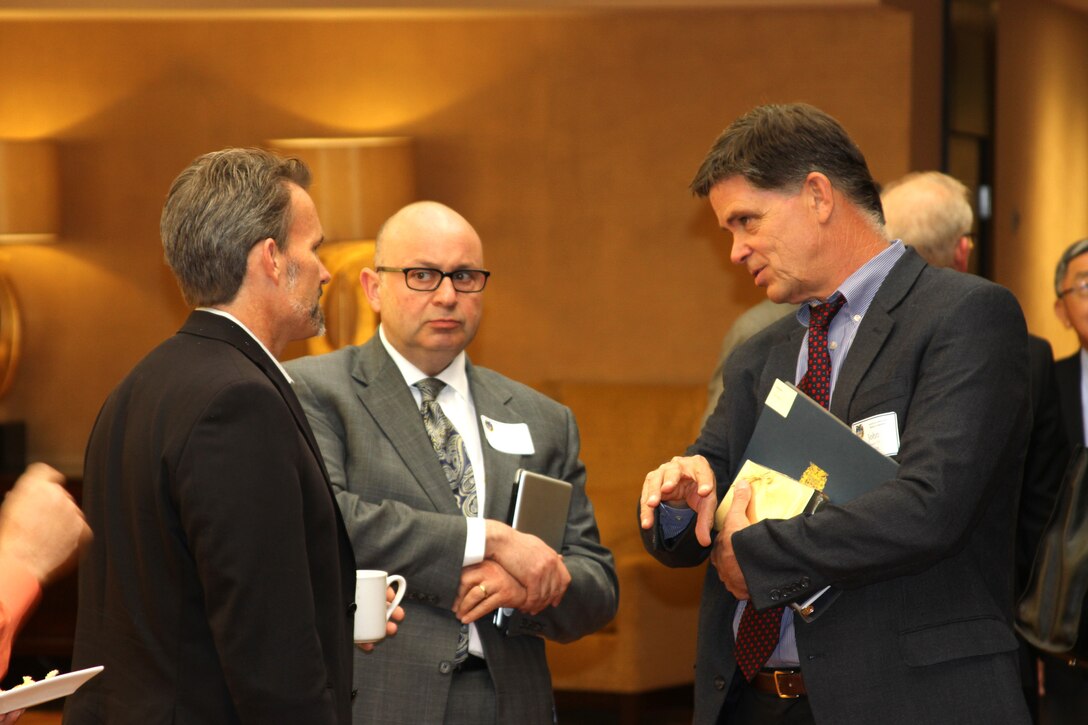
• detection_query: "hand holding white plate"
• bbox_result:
[0,665,103,714]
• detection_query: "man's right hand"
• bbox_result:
[483,520,570,614]
[638,455,718,547]
[0,463,92,585]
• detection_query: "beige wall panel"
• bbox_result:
[995,0,1088,358]
[0,8,911,471]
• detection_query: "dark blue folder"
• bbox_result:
[741,379,898,504]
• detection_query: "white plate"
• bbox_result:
[0,665,103,714]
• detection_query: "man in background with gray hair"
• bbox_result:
[1054,238,1088,447]
[881,170,974,271]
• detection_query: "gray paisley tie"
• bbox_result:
[416,377,475,663]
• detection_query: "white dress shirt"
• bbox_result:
[378,326,489,656]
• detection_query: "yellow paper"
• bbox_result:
[715,460,815,530]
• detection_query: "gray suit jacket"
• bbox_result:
[286,338,618,725]
[643,250,1032,724]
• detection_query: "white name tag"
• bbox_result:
[851,412,900,456]
[480,415,535,455]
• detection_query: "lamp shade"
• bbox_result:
[267,137,415,242]
[0,274,21,399]
[0,140,59,243]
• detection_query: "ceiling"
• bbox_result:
[0,0,884,13]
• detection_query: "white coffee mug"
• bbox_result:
[354,570,407,643]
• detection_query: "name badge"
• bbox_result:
[851,412,900,456]
[481,415,535,455]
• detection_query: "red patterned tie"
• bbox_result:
[733,295,846,681]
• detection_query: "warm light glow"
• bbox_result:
[267,137,414,353]
[268,136,415,242]
[0,140,59,243]
[0,273,22,399]
[307,239,379,356]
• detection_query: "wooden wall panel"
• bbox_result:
[0,7,911,471]
[994,0,1088,356]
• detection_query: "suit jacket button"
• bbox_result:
[800,576,810,587]
[351,688,358,699]
[769,590,781,601]
[439,661,453,675]
[714,675,727,691]
[348,602,357,614]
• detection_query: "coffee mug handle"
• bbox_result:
[385,575,407,620]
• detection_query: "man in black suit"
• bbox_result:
[65,148,366,724]
[638,104,1032,724]
[1044,237,1088,723]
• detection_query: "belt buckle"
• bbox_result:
[772,670,801,699]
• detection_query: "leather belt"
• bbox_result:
[751,669,806,698]
[453,655,488,673]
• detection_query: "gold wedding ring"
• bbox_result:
[478,583,488,596]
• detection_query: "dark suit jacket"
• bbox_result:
[1055,353,1084,447]
[286,337,618,725]
[65,311,356,725]
[1018,336,1068,592]
[643,250,1032,724]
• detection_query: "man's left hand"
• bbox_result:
[711,478,752,600]
[357,586,406,652]
[453,559,528,623]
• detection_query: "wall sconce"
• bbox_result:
[0,140,60,245]
[0,140,59,402]
[0,274,21,400]
[268,137,415,354]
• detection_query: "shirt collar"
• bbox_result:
[798,239,906,325]
[197,307,294,383]
[378,324,470,402]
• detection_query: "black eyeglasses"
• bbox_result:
[1058,278,1088,300]
[376,266,491,293]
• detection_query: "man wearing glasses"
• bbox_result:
[285,201,618,725]
[1055,238,1088,448]
[1047,238,1088,724]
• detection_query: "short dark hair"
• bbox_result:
[160,147,311,307]
[690,103,884,225]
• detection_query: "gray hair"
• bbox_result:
[689,103,884,227]
[1055,238,1088,297]
[882,171,973,268]
[160,147,311,307]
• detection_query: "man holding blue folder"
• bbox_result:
[638,104,1032,725]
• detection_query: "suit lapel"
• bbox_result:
[468,364,522,521]
[351,339,462,515]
